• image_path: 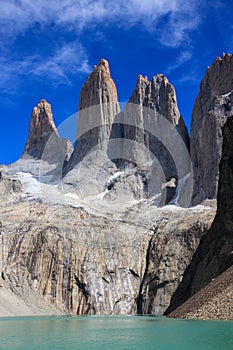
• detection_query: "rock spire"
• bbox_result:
[22,99,59,159]
[20,99,73,176]
[122,73,190,205]
[190,53,233,205]
[77,58,120,147]
[64,59,120,174]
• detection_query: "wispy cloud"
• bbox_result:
[166,51,193,74]
[0,0,203,47]
[0,42,91,93]
[0,0,205,92]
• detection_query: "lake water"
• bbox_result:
[0,316,233,350]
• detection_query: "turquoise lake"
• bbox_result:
[0,316,233,350]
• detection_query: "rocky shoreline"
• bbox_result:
[167,266,233,320]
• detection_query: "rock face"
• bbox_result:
[190,53,233,205]
[65,59,120,172]
[0,193,215,316]
[166,115,233,315]
[125,74,189,145]
[120,74,190,205]
[108,74,192,206]
[134,207,214,314]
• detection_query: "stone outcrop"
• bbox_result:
[166,115,233,316]
[190,53,233,205]
[0,175,23,202]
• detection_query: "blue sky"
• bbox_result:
[0,0,232,164]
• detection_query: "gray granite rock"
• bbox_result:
[64,59,120,173]
[190,53,233,205]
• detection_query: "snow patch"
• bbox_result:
[98,189,110,200]
[221,91,232,97]
[108,171,124,185]
[169,173,190,206]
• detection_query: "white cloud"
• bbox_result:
[0,0,204,91]
[166,51,193,74]
[0,42,91,92]
[0,0,202,47]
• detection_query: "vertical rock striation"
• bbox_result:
[124,74,189,148]
[0,199,215,316]
[190,53,233,205]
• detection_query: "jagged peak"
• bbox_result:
[79,58,118,111]
[151,74,169,85]
[137,74,149,83]
[136,74,169,85]
[213,52,232,64]
[207,53,233,72]
[94,58,110,72]
[90,58,111,81]
[31,99,58,133]
[199,52,233,98]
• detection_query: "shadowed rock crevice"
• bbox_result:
[137,236,153,314]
